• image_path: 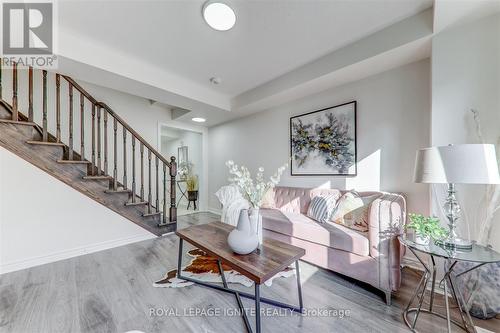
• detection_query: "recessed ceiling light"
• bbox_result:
[202,1,236,31]
[210,76,221,85]
[192,117,206,123]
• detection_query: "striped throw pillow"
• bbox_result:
[306,194,338,223]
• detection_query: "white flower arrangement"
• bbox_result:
[225,160,288,208]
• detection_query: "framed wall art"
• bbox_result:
[290,101,357,176]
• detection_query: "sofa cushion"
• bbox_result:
[330,191,382,232]
[306,194,338,223]
[261,208,369,256]
[273,186,342,214]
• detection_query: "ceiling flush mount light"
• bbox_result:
[202,1,236,31]
[209,76,221,85]
[192,117,206,123]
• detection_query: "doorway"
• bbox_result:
[160,126,204,216]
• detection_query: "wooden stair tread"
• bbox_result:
[143,211,162,217]
[105,188,131,194]
[27,140,65,147]
[0,119,37,126]
[83,175,113,180]
[57,160,91,164]
[125,201,148,207]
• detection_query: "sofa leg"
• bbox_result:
[385,291,392,306]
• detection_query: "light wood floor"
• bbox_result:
[1,212,499,333]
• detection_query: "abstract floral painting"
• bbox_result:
[290,101,356,175]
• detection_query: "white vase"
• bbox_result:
[227,209,259,254]
[248,207,263,244]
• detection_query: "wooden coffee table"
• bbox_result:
[176,221,306,333]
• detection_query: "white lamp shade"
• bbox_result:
[414,144,500,184]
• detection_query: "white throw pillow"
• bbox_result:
[330,191,381,232]
[306,194,338,223]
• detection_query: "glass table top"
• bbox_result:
[399,234,500,264]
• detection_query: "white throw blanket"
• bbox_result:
[214,185,250,226]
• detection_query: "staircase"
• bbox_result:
[0,63,177,236]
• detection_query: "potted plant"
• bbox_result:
[186,174,199,201]
[406,213,448,245]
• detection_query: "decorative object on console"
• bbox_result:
[414,144,500,249]
[177,144,190,180]
[290,101,356,176]
[225,160,287,244]
[405,213,448,245]
[329,191,381,232]
[227,209,259,254]
[186,174,199,210]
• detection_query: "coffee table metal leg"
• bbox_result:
[295,260,303,311]
[255,283,261,333]
[177,238,183,276]
[217,259,252,333]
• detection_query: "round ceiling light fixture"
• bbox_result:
[209,76,221,85]
[202,1,236,31]
[192,117,207,123]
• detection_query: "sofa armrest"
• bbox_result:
[368,193,407,291]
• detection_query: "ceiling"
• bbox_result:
[58,0,433,100]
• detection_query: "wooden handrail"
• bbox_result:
[62,76,98,105]
[61,75,171,168]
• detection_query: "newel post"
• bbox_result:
[169,156,177,223]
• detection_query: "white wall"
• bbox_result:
[431,13,500,248]
[208,59,431,215]
[0,147,154,274]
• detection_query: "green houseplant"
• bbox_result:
[407,213,448,245]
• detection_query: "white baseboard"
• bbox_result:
[0,233,155,275]
[207,207,222,216]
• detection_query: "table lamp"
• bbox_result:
[414,144,500,249]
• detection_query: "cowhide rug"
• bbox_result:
[153,249,295,288]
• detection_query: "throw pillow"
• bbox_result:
[260,188,276,209]
[330,191,381,232]
[306,194,338,223]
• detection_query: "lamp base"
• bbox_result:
[436,236,473,250]
[440,183,473,251]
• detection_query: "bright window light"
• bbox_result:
[203,2,236,31]
[192,117,206,123]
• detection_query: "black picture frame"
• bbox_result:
[289,101,357,176]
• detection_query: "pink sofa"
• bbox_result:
[261,186,406,304]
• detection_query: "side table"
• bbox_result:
[399,235,500,333]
